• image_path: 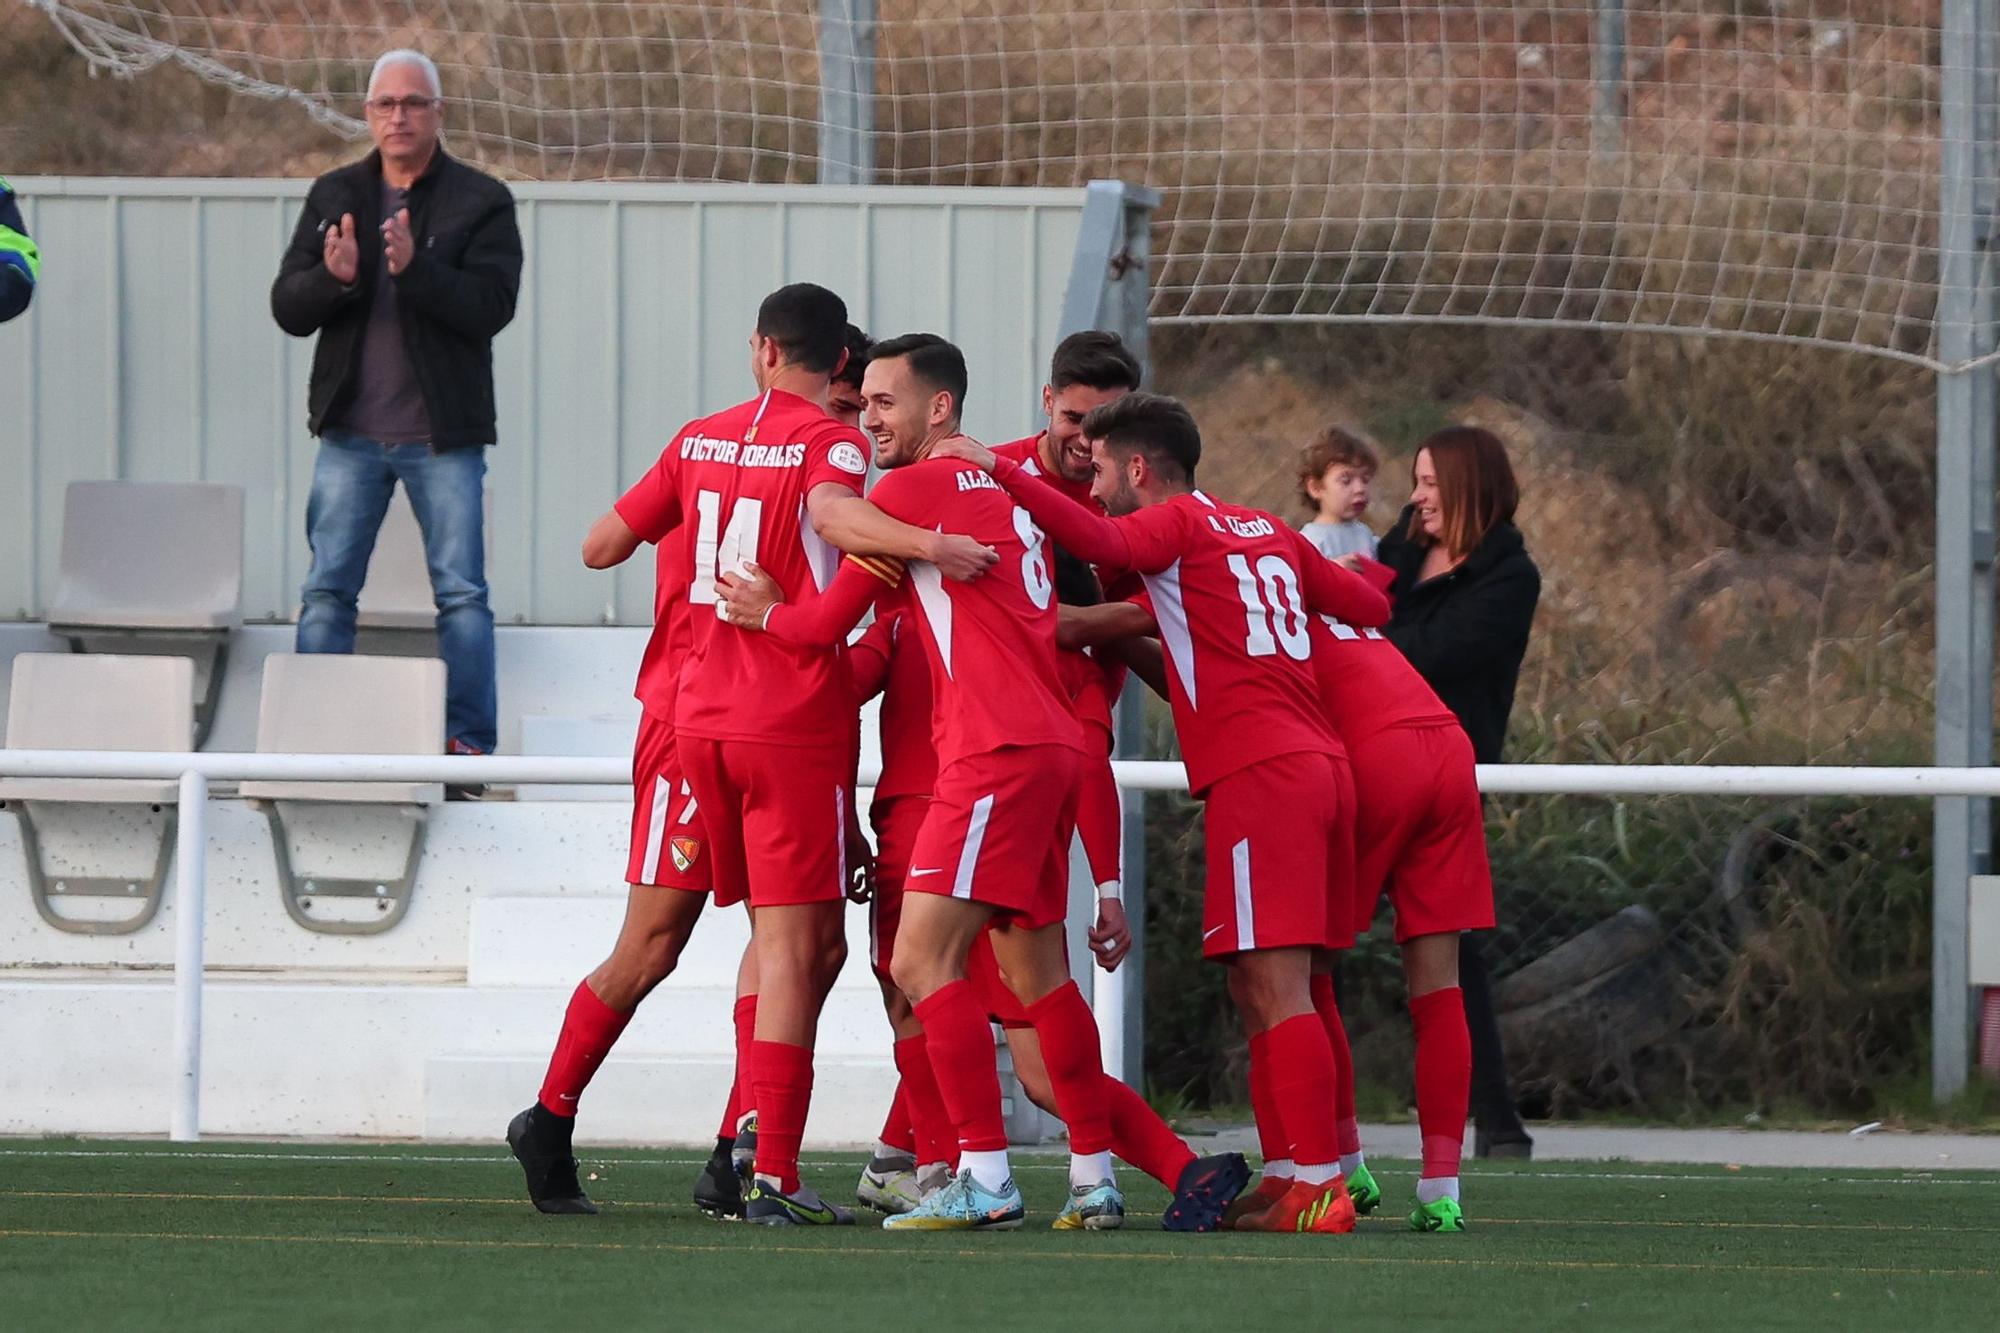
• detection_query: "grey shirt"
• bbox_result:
[330,180,432,444]
[1300,519,1378,560]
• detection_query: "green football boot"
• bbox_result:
[1346,1161,1382,1216]
[1408,1195,1466,1233]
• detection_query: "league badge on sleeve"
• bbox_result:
[829,441,869,475]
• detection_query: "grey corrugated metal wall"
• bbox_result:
[0,179,1085,625]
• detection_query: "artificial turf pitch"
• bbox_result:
[0,1141,1993,1330]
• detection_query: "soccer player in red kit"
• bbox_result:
[936,393,1393,1235]
[990,330,1143,507]
[719,336,1247,1232]
[512,287,994,1228]
[1295,585,1495,1234]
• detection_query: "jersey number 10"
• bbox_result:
[1227,552,1310,661]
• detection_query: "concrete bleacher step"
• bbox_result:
[471,895,754,989]
[424,1053,896,1145]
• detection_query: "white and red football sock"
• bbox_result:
[1310,972,1365,1174]
[749,1039,813,1193]
[1247,1029,1292,1180]
[1024,981,1117,1188]
[1411,985,1471,1194]
[913,981,1009,1168]
[1261,1012,1341,1186]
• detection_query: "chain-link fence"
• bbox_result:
[1141,321,1944,1118]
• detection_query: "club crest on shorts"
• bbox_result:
[670,836,702,873]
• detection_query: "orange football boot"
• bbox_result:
[1220,1175,1293,1230]
[1233,1177,1357,1234]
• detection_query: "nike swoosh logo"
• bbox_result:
[557,1093,578,1102]
[909,867,944,878]
[1202,925,1225,941]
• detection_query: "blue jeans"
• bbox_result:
[296,431,497,754]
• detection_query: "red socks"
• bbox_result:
[879,1081,916,1156]
[1261,1012,1339,1170]
[1247,1031,1291,1164]
[717,994,757,1137]
[536,980,633,1117]
[1310,973,1362,1158]
[1410,986,1472,1180]
[914,980,1008,1153]
[1024,981,1113,1155]
[749,1039,813,1193]
[892,1034,957,1166]
[1105,1076,1197,1188]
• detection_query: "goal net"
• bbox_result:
[24,1,1978,367]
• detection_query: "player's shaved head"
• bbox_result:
[868,333,968,422]
[755,283,850,374]
[1082,392,1201,484]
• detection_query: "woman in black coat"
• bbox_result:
[1375,425,1541,1157]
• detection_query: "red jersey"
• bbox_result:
[768,455,1084,769]
[634,388,871,749]
[1058,647,1118,740]
[865,457,1082,767]
[992,434,1096,508]
[614,471,692,717]
[992,464,1392,793]
[1308,614,1459,748]
[852,608,938,802]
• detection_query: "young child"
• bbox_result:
[1296,427,1380,560]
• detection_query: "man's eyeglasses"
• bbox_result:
[365,95,440,117]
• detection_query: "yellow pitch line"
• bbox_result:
[0,1228,1991,1279]
[6,1190,1995,1236]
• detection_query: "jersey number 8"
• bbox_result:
[1014,507,1053,611]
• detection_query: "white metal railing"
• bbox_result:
[3,748,1994,1141]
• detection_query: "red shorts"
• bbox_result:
[868,795,928,981]
[907,745,1080,930]
[1200,750,1355,958]
[1349,723,1495,941]
[965,927,1034,1028]
[625,710,710,891]
[677,736,853,910]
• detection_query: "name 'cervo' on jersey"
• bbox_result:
[677,434,810,469]
[1207,512,1276,539]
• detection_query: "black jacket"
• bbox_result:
[270,148,521,448]
[1376,506,1541,764]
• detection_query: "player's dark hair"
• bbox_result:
[1052,547,1103,608]
[756,283,849,374]
[1049,330,1143,393]
[869,332,969,420]
[832,323,873,391]
[1081,391,1200,484]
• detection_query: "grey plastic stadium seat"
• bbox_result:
[240,654,446,935]
[0,654,193,935]
[356,484,494,630]
[46,480,245,747]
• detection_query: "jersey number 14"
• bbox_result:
[690,490,763,606]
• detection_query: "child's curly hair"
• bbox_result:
[1294,426,1381,513]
